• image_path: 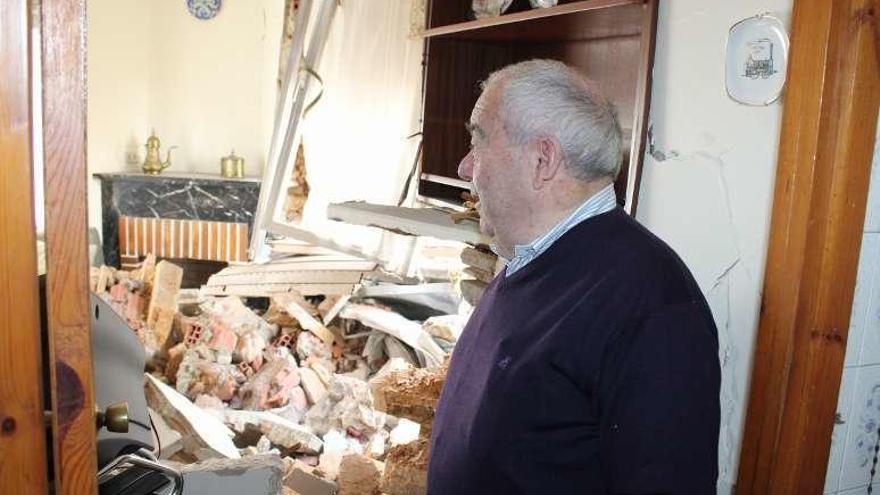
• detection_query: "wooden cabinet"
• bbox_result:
[418,0,658,214]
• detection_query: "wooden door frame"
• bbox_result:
[3,0,877,492]
[40,0,98,494]
[0,0,96,493]
[737,0,880,493]
[0,0,51,490]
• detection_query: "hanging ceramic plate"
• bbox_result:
[187,0,221,21]
[725,14,789,106]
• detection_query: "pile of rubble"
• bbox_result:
[91,255,461,494]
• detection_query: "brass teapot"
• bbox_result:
[141,131,176,175]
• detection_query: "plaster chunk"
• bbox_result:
[338,454,383,495]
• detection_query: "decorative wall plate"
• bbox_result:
[725,14,789,106]
[187,0,221,21]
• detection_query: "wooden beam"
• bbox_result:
[0,0,51,491]
[736,0,880,493]
[40,0,98,493]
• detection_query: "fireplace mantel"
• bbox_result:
[95,172,261,267]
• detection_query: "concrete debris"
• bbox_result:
[369,358,415,413]
[459,246,497,274]
[367,429,389,459]
[272,293,338,346]
[304,375,384,438]
[285,467,338,495]
[421,315,464,343]
[380,438,429,495]
[463,266,494,284]
[147,260,184,347]
[225,409,323,455]
[176,345,244,402]
[299,366,329,405]
[239,354,301,410]
[318,295,350,325]
[93,258,459,493]
[337,454,383,495]
[297,331,332,362]
[459,279,488,307]
[388,419,420,447]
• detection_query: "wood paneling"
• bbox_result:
[40,0,98,493]
[0,0,51,492]
[736,0,880,493]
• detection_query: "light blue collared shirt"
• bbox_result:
[496,184,618,276]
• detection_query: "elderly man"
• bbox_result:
[427,60,720,494]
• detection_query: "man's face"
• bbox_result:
[458,80,529,254]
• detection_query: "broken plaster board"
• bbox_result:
[327,201,489,246]
[253,254,372,266]
[144,374,240,460]
[207,270,367,286]
[339,303,445,367]
[321,295,350,326]
[200,282,359,297]
[357,282,453,298]
[267,238,345,257]
[224,410,323,455]
[274,294,337,346]
[206,256,375,287]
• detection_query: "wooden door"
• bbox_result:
[0,0,97,493]
[737,0,880,492]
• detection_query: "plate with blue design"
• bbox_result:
[187,0,221,20]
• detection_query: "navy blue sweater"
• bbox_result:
[427,208,720,494]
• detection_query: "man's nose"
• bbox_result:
[458,151,474,181]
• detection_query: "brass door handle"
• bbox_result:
[95,402,129,433]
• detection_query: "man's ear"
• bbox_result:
[531,136,563,190]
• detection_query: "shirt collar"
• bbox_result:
[493,184,617,275]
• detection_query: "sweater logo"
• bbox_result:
[497,356,512,370]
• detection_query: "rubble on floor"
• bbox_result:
[175,454,286,495]
[91,255,457,494]
[458,246,502,306]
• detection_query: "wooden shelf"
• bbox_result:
[424,0,643,41]
[418,0,657,214]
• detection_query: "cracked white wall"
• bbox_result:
[633,2,791,493]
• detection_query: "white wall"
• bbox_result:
[86,0,153,232]
[634,1,791,492]
[86,0,283,233]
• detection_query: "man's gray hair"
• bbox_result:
[486,59,623,181]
